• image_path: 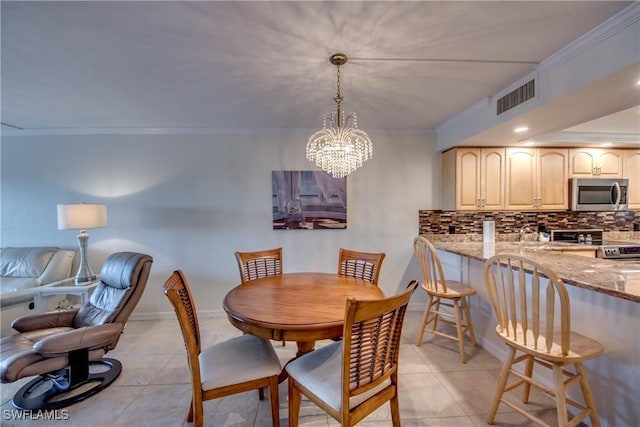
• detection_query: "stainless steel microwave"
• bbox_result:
[569,178,629,211]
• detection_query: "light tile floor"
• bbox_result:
[1,312,576,426]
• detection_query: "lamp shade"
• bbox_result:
[57,204,108,230]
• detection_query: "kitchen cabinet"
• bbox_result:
[623,149,640,209]
[569,148,623,178]
[505,148,568,210]
[441,147,505,210]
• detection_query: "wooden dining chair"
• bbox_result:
[413,236,477,363]
[337,248,386,285]
[235,247,283,283]
[163,270,282,427]
[235,247,285,346]
[286,281,419,427]
[483,254,604,427]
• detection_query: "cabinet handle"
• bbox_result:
[598,166,602,175]
[477,199,481,207]
[593,166,598,176]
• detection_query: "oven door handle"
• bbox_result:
[611,182,621,210]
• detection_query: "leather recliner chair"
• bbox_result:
[0,251,153,410]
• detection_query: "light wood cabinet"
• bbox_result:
[569,148,623,178]
[623,149,640,209]
[505,147,568,210]
[441,148,505,210]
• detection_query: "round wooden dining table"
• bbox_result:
[223,272,384,357]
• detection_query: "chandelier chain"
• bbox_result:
[334,65,343,105]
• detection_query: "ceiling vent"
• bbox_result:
[496,79,535,115]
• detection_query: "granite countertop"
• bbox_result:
[430,240,640,303]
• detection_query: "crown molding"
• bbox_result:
[538,2,640,71]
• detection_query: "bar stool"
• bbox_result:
[483,253,604,426]
[413,236,477,363]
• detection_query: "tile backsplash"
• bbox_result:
[419,210,640,236]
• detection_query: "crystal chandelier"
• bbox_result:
[306,53,373,178]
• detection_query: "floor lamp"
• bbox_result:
[57,204,108,285]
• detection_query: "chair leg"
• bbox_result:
[488,347,516,424]
[259,387,265,400]
[432,297,441,330]
[575,362,600,427]
[521,355,534,403]
[462,297,477,346]
[453,299,467,364]
[187,397,194,422]
[416,296,434,346]
[390,376,401,427]
[288,378,301,427]
[193,395,204,427]
[553,364,569,427]
[268,376,280,427]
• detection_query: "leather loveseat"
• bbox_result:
[1,247,75,336]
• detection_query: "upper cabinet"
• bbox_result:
[569,148,623,178]
[505,148,568,210]
[442,147,637,212]
[441,148,505,210]
[623,150,640,209]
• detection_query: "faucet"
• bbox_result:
[519,225,534,242]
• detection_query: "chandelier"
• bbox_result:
[306,53,373,178]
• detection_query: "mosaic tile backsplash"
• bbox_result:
[418,210,640,236]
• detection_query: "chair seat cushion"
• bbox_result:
[285,341,390,413]
[199,334,281,390]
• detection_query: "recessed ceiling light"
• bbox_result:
[522,141,536,146]
[600,142,613,147]
[636,79,640,86]
[514,126,529,133]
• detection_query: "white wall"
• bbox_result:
[1,128,438,317]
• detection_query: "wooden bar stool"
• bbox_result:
[413,236,477,363]
[483,254,604,427]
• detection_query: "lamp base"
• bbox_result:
[75,230,96,286]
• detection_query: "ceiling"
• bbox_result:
[1,1,637,144]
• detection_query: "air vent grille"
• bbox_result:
[496,79,535,115]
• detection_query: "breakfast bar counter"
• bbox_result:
[423,237,639,427]
[432,240,640,302]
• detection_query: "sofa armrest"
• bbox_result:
[33,323,124,356]
[11,309,79,332]
[38,250,75,285]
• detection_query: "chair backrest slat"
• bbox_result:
[163,270,202,388]
[342,281,418,401]
[413,237,448,293]
[483,254,571,356]
[338,248,385,285]
[235,248,283,283]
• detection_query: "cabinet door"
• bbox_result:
[538,148,568,209]
[455,148,481,210]
[569,149,598,177]
[623,150,640,209]
[505,148,537,209]
[569,148,623,177]
[480,148,505,210]
[597,150,623,178]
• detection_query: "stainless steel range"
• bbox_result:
[550,228,640,261]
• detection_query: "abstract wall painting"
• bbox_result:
[272,171,346,230]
